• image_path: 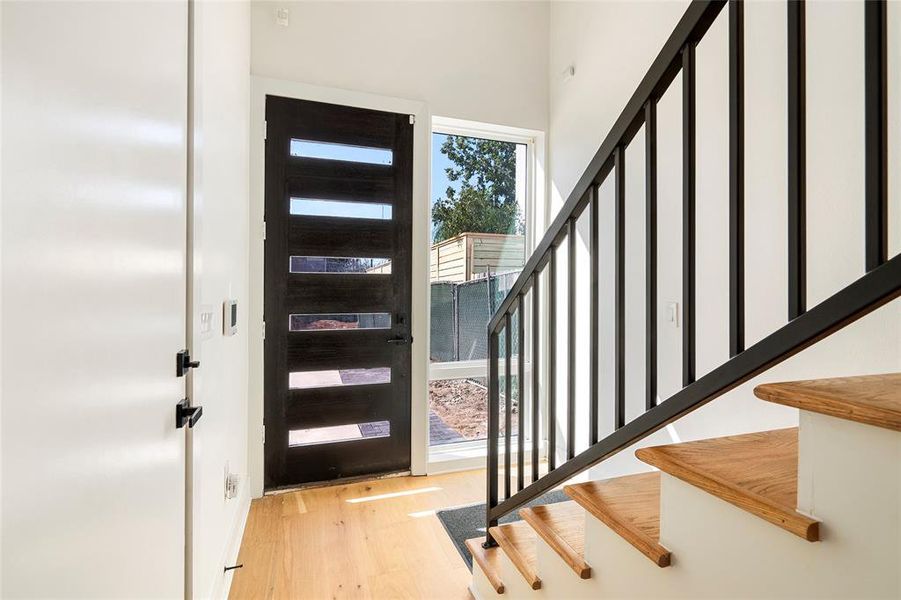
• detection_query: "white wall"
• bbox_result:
[251,1,548,131]
[190,1,252,598]
[546,0,901,472]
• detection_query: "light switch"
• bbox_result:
[667,301,679,327]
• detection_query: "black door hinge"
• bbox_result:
[176,349,200,377]
[176,398,203,429]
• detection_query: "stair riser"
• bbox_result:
[660,471,899,598]
[531,539,594,599]
[470,562,501,599]
[497,547,543,597]
[798,409,901,518]
[582,508,677,598]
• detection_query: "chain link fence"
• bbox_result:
[430,271,520,363]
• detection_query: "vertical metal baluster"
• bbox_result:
[517,294,525,492]
[865,0,888,272]
[504,313,512,500]
[484,329,499,547]
[548,250,557,471]
[590,185,599,444]
[615,146,626,429]
[787,0,807,320]
[682,43,697,387]
[567,219,577,459]
[729,0,745,357]
[645,101,658,411]
[531,273,541,483]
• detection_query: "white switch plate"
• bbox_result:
[199,304,215,340]
[667,301,679,327]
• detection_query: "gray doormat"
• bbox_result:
[436,490,570,571]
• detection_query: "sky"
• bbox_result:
[431,133,457,241]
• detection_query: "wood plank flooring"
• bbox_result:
[229,470,484,599]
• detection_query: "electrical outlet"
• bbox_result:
[225,474,241,500]
[224,461,240,500]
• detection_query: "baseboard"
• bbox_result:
[211,491,252,600]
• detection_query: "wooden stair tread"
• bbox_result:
[488,520,541,590]
[636,428,819,541]
[519,501,590,579]
[465,537,505,594]
[564,472,670,567]
[755,373,901,432]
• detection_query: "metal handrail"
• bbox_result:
[483,0,897,546]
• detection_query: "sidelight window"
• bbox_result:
[428,118,535,452]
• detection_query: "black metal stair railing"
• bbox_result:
[483,0,900,546]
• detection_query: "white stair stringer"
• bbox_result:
[472,408,901,599]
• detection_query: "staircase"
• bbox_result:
[474,0,901,597]
[469,374,901,598]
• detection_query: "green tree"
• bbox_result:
[432,135,523,242]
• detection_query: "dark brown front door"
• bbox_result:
[264,96,413,489]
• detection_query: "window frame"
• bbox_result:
[426,116,545,469]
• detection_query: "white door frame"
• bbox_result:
[248,77,430,496]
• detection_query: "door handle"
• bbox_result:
[176,398,203,429]
[176,349,200,377]
[386,335,412,345]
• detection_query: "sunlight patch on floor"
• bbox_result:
[346,486,443,504]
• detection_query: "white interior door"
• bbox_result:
[1,1,189,597]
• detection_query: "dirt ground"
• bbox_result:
[428,379,517,440]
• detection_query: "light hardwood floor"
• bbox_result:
[229,469,485,600]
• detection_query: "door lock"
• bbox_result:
[176,349,200,377]
[176,398,203,429]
